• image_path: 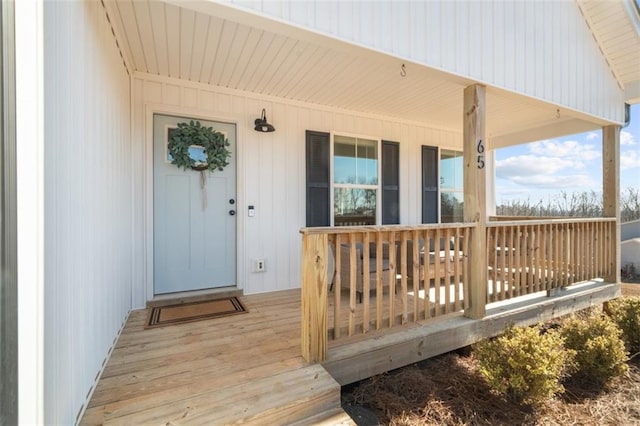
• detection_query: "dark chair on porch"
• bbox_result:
[402,239,463,285]
[334,242,393,303]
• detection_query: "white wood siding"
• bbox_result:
[131,74,461,304]
[43,2,132,424]
[229,0,625,123]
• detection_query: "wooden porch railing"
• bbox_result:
[486,218,616,303]
[301,224,474,362]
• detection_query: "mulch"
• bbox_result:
[342,285,640,426]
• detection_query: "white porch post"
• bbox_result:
[603,125,621,283]
[463,84,487,319]
[15,0,45,423]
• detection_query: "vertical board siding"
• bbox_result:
[131,74,462,303]
[231,0,624,123]
[44,2,132,424]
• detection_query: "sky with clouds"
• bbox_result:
[495,103,640,205]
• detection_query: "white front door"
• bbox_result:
[153,114,237,294]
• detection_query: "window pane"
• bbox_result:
[334,135,378,185]
[356,138,378,185]
[440,150,462,190]
[334,188,376,226]
[441,192,464,223]
[334,135,356,184]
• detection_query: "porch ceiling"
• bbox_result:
[105,0,610,147]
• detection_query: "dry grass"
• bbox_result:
[343,288,640,426]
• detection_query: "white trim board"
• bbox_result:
[15,0,45,423]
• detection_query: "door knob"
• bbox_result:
[229,210,236,216]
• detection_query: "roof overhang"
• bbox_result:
[104,0,616,148]
[578,0,640,104]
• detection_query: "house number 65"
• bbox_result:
[477,139,485,169]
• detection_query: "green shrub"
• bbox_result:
[606,297,640,354]
[560,314,628,383]
[474,325,575,405]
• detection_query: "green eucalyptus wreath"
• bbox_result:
[168,120,231,172]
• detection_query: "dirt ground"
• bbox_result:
[622,282,640,297]
[342,284,640,426]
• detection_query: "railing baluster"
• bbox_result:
[388,230,396,328]
[422,229,429,319]
[463,226,470,310]
[362,231,370,334]
[412,229,419,322]
[552,223,563,289]
[543,224,550,290]
[507,225,514,298]
[522,226,529,294]
[488,227,495,302]
[444,227,451,313]
[564,223,570,287]
[334,234,341,340]
[499,227,506,300]
[578,223,593,281]
[587,223,598,279]
[575,223,581,282]
[400,231,408,325]
[454,227,461,311]
[592,221,597,279]
[531,225,536,291]
[433,228,441,316]
[598,222,603,278]
[514,225,521,296]
[349,232,357,336]
[376,232,383,330]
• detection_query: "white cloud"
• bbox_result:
[509,174,594,188]
[496,155,582,178]
[586,132,599,141]
[528,139,600,162]
[621,150,640,171]
[496,154,597,189]
[621,130,636,146]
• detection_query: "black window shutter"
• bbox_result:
[422,145,439,224]
[382,140,400,225]
[306,131,330,227]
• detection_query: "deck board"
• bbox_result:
[81,289,342,425]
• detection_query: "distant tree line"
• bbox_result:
[496,187,640,223]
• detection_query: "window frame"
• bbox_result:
[329,131,382,226]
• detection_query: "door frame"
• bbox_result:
[144,104,244,302]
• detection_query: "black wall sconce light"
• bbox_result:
[254,108,275,132]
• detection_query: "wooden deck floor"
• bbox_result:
[81,281,620,424]
[81,290,350,425]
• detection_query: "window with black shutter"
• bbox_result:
[305,131,400,227]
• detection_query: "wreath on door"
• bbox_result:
[167,120,231,172]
